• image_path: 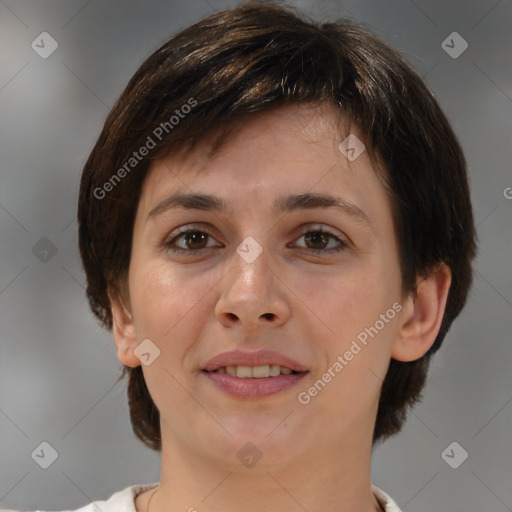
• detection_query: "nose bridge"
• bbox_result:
[216,235,289,327]
[229,237,272,305]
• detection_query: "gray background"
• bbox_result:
[1,1,511,511]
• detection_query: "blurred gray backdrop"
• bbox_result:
[1,1,511,511]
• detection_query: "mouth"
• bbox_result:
[203,364,302,378]
[201,349,309,398]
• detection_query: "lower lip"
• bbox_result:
[203,371,308,398]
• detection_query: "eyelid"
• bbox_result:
[290,224,348,250]
[293,223,345,239]
[161,222,350,254]
[164,224,222,250]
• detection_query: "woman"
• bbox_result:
[17,2,476,511]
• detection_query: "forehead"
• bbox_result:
[146,104,350,177]
[136,102,386,222]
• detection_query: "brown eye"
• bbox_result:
[164,228,219,253]
[180,231,209,250]
[304,231,331,250]
[294,228,347,254]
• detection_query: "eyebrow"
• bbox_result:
[147,192,373,229]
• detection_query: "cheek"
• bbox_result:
[299,308,398,428]
[289,257,399,402]
[289,260,389,342]
[130,260,189,333]
[129,254,222,344]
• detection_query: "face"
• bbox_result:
[115,103,406,469]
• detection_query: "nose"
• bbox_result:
[215,244,291,331]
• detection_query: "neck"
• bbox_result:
[143,428,382,512]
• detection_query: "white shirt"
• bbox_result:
[3,483,402,512]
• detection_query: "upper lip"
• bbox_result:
[203,349,309,372]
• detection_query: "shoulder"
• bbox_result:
[372,485,402,512]
[2,483,159,512]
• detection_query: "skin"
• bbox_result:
[110,102,451,512]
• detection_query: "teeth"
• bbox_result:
[251,365,270,378]
[214,365,296,378]
[269,364,281,376]
[236,366,252,378]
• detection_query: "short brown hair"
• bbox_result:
[78,1,477,449]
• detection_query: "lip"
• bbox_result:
[202,349,309,399]
[202,349,309,372]
[203,371,308,398]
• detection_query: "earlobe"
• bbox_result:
[109,289,141,368]
[392,263,452,362]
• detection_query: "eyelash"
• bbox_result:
[161,226,348,255]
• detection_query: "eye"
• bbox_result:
[163,227,220,253]
[293,228,347,254]
[161,225,348,256]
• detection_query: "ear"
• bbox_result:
[108,287,141,368]
[392,263,452,362]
